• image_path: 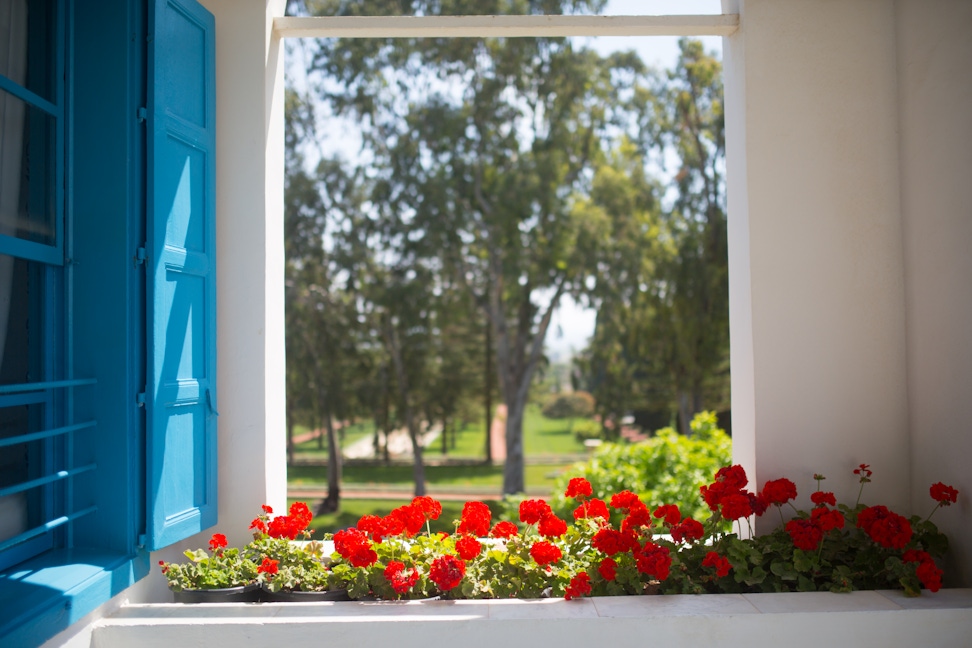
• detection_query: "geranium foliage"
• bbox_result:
[161,467,956,600]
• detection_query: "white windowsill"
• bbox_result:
[94,588,972,648]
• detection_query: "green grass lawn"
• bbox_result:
[290,405,589,460]
[288,462,573,492]
[289,498,504,537]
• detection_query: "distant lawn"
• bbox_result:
[289,498,504,537]
[291,420,374,455]
[289,404,590,460]
[288,462,573,492]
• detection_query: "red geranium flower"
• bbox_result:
[564,572,591,600]
[412,495,443,521]
[633,542,671,580]
[719,492,753,521]
[390,504,426,537]
[811,507,845,533]
[653,504,681,526]
[519,499,552,525]
[854,463,873,481]
[609,490,642,510]
[857,505,912,549]
[530,541,563,566]
[573,498,610,521]
[209,533,228,551]
[261,504,273,514]
[598,557,617,581]
[429,555,465,591]
[714,465,748,490]
[786,518,824,551]
[760,478,797,506]
[592,528,638,556]
[538,513,568,538]
[670,518,705,544]
[489,521,519,539]
[384,561,420,595]
[456,535,482,561]
[621,502,652,533]
[930,482,959,506]
[564,477,593,500]
[458,501,492,537]
[811,491,837,507]
[258,557,279,575]
[701,551,732,578]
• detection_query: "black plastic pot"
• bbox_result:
[171,583,262,603]
[261,586,352,602]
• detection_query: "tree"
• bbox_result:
[296,0,657,494]
[576,39,729,434]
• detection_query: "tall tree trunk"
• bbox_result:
[384,317,427,496]
[503,395,527,494]
[286,408,294,466]
[484,318,493,464]
[318,407,341,514]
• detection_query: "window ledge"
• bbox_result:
[96,588,972,648]
[0,548,148,648]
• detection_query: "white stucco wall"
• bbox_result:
[896,0,972,587]
[723,0,911,515]
[200,0,290,546]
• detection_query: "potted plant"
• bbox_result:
[248,502,350,600]
[158,533,260,602]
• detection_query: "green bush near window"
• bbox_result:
[549,411,732,523]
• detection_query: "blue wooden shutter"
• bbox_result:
[145,0,217,550]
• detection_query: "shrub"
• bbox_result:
[550,411,731,523]
[573,419,602,443]
[541,391,595,420]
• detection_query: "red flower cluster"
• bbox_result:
[633,542,671,580]
[456,535,482,561]
[208,533,228,552]
[489,521,519,539]
[785,518,825,551]
[384,561,420,594]
[258,557,279,575]
[611,490,653,533]
[538,513,568,538]
[519,499,553,524]
[857,505,912,550]
[701,551,732,578]
[565,477,594,500]
[903,550,943,592]
[458,501,492,537]
[530,540,563,566]
[334,528,379,568]
[700,465,756,521]
[412,495,443,521]
[429,555,465,591]
[930,482,959,506]
[518,497,569,539]
[760,478,797,507]
[653,504,681,526]
[573,498,610,521]
[670,518,705,544]
[854,463,873,482]
[564,572,592,600]
[811,491,837,507]
[598,557,617,581]
[592,528,638,556]
[251,501,313,540]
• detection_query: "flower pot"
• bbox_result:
[261,586,352,602]
[171,583,262,603]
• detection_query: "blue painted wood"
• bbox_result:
[145,0,217,551]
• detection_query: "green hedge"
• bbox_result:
[550,411,732,523]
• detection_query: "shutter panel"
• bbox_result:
[145,0,217,550]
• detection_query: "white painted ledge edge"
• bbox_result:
[274,14,740,39]
[95,588,972,648]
